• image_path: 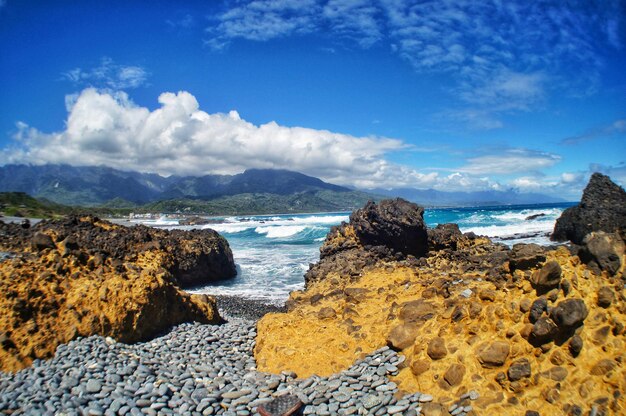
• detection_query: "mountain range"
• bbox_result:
[0,164,566,211]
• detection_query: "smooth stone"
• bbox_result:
[86,379,102,394]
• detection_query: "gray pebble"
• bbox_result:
[0,315,442,416]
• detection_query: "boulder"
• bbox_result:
[427,337,447,360]
[427,223,463,251]
[579,232,623,275]
[531,261,562,294]
[31,232,55,251]
[387,323,419,350]
[569,335,583,356]
[507,358,532,381]
[509,244,546,271]
[552,173,626,244]
[305,198,428,286]
[549,298,588,331]
[590,359,617,376]
[529,317,558,346]
[443,363,466,386]
[399,299,436,322]
[317,307,336,319]
[529,297,548,323]
[597,287,614,308]
[410,359,431,376]
[350,198,428,257]
[477,341,510,367]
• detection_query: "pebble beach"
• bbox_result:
[0,298,478,416]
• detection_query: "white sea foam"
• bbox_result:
[201,213,348,236]
[201,223,251,234]
[255,225,307,238]
[132,216,179,226]
[491,208,562,222]
[461,222,553,238]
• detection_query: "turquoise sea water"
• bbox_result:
[148,202,575,302]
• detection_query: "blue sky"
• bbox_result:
[0,0,625,199]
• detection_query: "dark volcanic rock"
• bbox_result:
[350,199,428,258]
[427,223,463,251]
[549,298,588,331]
[552,173,626,244]
[569,334,583,356]
[529,297,548,323]
[531,261,562,294]
[509,244,546,271]
[2,215,237,288]
[31,232,55,251]
[578,232,622,275]
[529,317,559,346]
[305,198,427,286]
[596,286,615,308]
[508,358,532,381]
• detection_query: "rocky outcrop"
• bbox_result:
[0,216,236,372]
[256,197,626,415]
[552,173,626,244]
[304,198,427,287]
[552,174,626,277]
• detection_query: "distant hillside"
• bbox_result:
[369,187,566,207]
[138,190,375,216]
[0,164,352,206]
[0,192,73,218]
[0,164,565,212]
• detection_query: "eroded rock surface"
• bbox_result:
[256,194,626,415]
[304,198,427,287]
[0,216,236,371]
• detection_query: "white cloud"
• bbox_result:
[205,0,320,49]
[12,88,620,198]
[322,0,382,47]
[561,118,626,145]
[2,88,418,188]
[461,148,561,174]
[510,177,543,191]
[62,57,149,90]
[2,88,568,193]
[561,172,583,184]
[204,0,623,129]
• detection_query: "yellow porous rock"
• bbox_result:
[0,216,232,372]
[256,239,626,415]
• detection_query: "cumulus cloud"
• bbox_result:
[3,88,566,193]
[62,57,149,90]
[2,88,415,188]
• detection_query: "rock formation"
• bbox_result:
[552,172,626,244]
[256,195,626,415]
[0,216,236,372]
[304,198,427,287]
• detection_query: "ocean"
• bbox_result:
[139,202,575,303]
